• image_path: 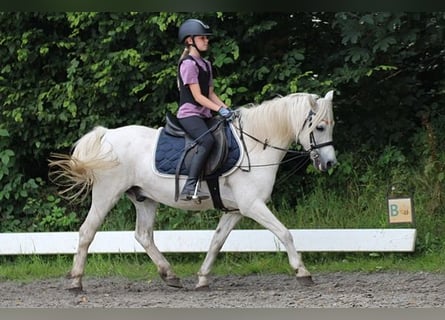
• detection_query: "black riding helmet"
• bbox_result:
[178,19,213,43]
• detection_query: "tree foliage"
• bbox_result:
[0,12,444,232]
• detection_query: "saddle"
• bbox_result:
[162,112,232,209]
[164,112,229,176]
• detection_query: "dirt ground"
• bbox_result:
[1,271,444,308]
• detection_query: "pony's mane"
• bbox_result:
[238,93,317,146]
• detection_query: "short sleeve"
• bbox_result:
[179,59,199,85]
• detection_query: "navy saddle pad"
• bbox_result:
[154,125,241,177]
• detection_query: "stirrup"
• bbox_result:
[179,192,209,202]
[192,182,209,202]
[180,182,209,202]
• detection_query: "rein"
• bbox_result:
[233,110,333,172]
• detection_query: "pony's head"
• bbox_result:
[298,90,337,172]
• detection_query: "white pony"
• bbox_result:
[49,90,337,291]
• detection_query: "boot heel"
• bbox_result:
[179,193,193,201]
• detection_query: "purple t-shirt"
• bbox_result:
[177,57,214,119]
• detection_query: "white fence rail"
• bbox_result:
[0,229,416,255]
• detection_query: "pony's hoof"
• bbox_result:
[194,285,210,291]
[297,276,314,286]
[165,277,183,288]
[66,286,84,293]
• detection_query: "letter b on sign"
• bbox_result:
[390,204,399,216]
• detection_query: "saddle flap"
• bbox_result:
[204,116,228,175]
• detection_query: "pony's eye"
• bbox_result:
[316,125,325,132]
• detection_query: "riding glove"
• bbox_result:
[218,106,234,120]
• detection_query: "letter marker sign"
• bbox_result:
[387,195,414,224]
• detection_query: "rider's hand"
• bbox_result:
[218,106,234,120]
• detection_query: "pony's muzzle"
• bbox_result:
[310,150,337,172]
[326,159,336,170]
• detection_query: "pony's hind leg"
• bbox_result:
[68,183,122,291]
[196,212,242,290]
[132,197,182,288]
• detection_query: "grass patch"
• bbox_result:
[0,255,72,282]
[1,251,443,283]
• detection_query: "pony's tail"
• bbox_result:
[48,126,119,202]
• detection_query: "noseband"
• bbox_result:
[309,131,334,150]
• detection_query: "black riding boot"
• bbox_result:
[180,146,210,201]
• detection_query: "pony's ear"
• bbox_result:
[307,94,318,111]
[324,90,334,100]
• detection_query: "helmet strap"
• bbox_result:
[191,36,204,55]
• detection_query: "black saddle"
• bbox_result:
[164,112,229,177]
[163,112,233,207]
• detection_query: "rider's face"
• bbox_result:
[191,35,209,51]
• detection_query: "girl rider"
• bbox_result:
[176,18,233,201]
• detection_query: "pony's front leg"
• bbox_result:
[133,198,182,288]
[241,200,313,286]
[196,212,242,290]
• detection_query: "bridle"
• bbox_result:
[304,110,334,163]
[233,109,334,172]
